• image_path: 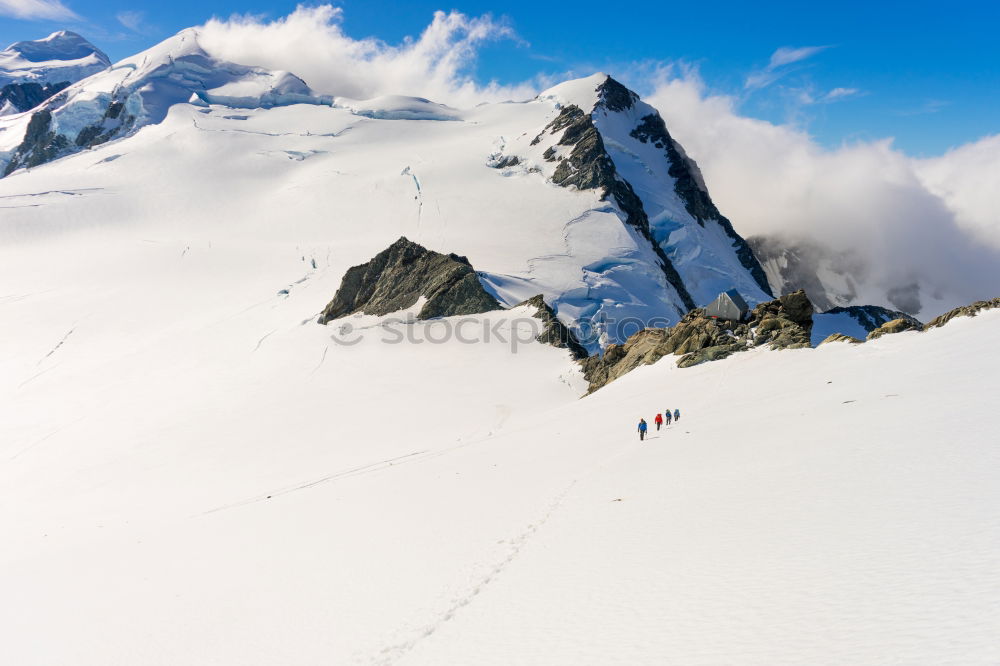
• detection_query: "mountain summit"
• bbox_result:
[0,30,109,87]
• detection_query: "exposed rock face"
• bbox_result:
[628,111,772,297]
[582,290,814,391]
[750,290,813,345]
[923,297,1000,330]
[0,81,69,114]
[867,317,922,340]
[536,101,696,310]
[317,237,499,324]
[74,100,135,147]
[3,109,69,175]
[823,305,921,331]
[2,99,136,175]
[819,333,863,345]
[516,295,588,360]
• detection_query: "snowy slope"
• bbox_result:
[2,222,997,666]
[0,25,997,664]
[0,30,109,88]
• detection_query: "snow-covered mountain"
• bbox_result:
[0,30,772,350]
[0,31,110,116]
[1,25,998,665]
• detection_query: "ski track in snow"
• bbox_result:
[198,450,433,517]
[17,363,60,389]
[373,480,579,666]
[309,345,329,376]
[37,327,74,365]
[6,418,85,463]
[251,329,276,353]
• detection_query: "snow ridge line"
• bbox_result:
[372,479,579,665]
[196,450,432,517]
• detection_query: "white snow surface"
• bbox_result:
[1,94,998,662]
[1,34,997,665]
[0,30,110,87]
[2,186,998,665]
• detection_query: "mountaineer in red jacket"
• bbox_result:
[654,412,664,431]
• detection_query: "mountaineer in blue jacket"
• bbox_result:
[638,418,648,441]
[673,409,680,422]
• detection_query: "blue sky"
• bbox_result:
[1,0,997,155]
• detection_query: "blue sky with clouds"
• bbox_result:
[0,0,996,155]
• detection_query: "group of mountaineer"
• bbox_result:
[637,409,680,441]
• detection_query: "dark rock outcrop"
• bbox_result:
[74,100,135,147]
[582,290,814,391]
[923,297,1000,330]
[823,305,922,332]
[3,109,69,175]
[317,237,499,324]
[595,76,638,112]
[3,98,136,176]
[0,81,69,114]
[866,317,922,340]
[516,295,588,360]
[819,333,863,345]
[747,290,814,349]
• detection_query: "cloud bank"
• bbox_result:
[643,67,1000,313]
[0,0,77,21]
[196,4,537,107]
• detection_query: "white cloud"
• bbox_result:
[745,45,829,91]
[769,45,829,69]
[643,67,1000,311]
[195,4,538,108]
[823,86,860,101]
[915,134,1000,250]
[0,0,77,20]
[117,10,149,34]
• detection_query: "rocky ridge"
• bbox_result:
[515,295,588,360]
[581,290,813,392]
[923,297,1000,330]
[317,237,500,324]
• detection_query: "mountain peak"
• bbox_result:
[536,73,639,113]
[0,30,109,87]
[594,75,638,112]
[3,30,108,66]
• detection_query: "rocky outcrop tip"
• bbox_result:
[866,317,922,340]
[516,295,588,360]
[318,237,499,323]
[923,297,1000,330]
